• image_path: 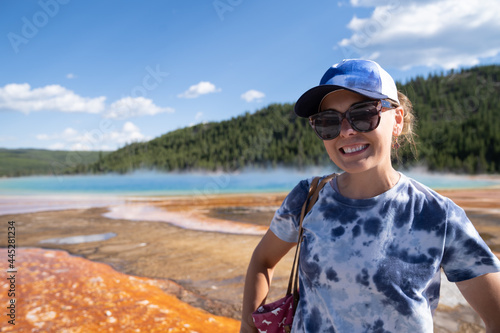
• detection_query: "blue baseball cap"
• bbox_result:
[294,59,400,118]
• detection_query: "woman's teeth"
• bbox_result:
[343,145,368,154]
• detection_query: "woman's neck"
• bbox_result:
[336,168,401,199]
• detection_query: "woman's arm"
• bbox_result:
[240,230,296,333]
[456,271,500,332]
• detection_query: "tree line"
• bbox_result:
[0,149,106,177]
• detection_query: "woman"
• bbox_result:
[241,59,500,332]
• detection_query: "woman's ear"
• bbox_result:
[393,106,404,136]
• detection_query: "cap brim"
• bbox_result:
[294,85,389,118]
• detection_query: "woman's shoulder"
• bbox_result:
[280,173,335,211]
[400,173,455,208]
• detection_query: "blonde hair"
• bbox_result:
[393,91,418,161]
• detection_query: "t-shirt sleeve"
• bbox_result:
[269,179,310,243]
[441,199,500,282]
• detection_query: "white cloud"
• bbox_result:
[107,121,148,146]
[195,112,203,120]
[339,0,500,69]
[36,128,79,142]
[105,97,174,119]
[0,83,106,114]
[36,134,50,140]
[66,73,76,79]
[62,127,79,139]
[178,81,221,99]
[49,143,66,150]
[123,121,139,133]
[69,143,89,150]
[241,89,265,102]
[36,122,151,151]
[0,83,175,119]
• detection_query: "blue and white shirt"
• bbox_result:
[270,173,500,332]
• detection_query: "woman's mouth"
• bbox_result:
[340,144,369,155]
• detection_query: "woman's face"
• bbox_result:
[319,90,402,175]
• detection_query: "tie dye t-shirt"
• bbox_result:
[270,173,500,332]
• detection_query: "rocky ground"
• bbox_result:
[1,188,499,332]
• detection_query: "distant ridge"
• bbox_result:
[0,148,106,177]
[399,64,500,173]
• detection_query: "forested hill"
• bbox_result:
[87,103,329,173]
[81,65,500,174]
[0,149,106,177]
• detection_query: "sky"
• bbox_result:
[1,0,500,151]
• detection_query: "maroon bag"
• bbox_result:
[252,294,294,333]
[252,174,336,333]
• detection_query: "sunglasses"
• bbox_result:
[308,100,396,140]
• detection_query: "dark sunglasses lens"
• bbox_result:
[310,102,383,140]
[312,114,341,140]
[348,106,380,132]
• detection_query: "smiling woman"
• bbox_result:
[240,59,500,333]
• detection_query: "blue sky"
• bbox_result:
[1,0,500,151]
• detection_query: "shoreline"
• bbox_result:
[1,188,499,332]
[1,206,279,321]
[2,184,500,223]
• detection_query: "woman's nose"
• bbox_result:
[339,118,356,137]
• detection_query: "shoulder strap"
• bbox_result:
[305,173,337,215]
[286,173,337,302]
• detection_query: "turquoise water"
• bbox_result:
[0,170,498,196]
